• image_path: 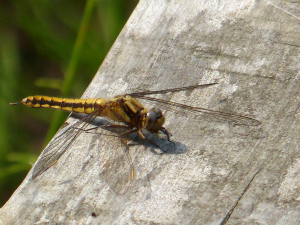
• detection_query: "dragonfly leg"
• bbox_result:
[119,128,139,137]
[100,124,132,130]
[119,128,166,154]
[74,124,132,133]
[139,129,168,154]
[71,126,100,134]
[160,127,175,146]
[82,126,99,132]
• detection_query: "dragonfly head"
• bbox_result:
[145,108,165,133]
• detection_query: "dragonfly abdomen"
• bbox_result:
[19,96,107,114]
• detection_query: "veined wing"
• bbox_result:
[32,103,134,195]
[86,105,135,195]
[135,96,260,126]
[129,83,260,126]
[128,83,218,96]
[98,137,134,195]
[32,109,100,179]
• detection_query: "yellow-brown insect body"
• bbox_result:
[19,95,158,132]
[21,96,107,114]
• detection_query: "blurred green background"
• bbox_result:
[0,0,138,206]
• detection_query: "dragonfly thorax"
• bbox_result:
[145,107,165,133]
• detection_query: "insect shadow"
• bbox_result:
[70,113,187,155]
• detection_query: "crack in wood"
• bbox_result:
[219,169,261,225]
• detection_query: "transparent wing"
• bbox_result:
[32,109,101,179]
[128,83,218,96]
[98,137,134,195]
[129,82,260,126]
[134,96,261,126]
[32,104,134,195]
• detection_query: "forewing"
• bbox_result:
[128,83,260,126]
[128,83,218,96]
[134,96,261,126]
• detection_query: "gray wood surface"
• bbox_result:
[1,0,300,224]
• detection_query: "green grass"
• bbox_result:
[0,0,138,206]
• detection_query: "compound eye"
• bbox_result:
[146,111,156,129]
[146,108,165,133]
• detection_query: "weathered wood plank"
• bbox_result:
[1,0,300,224]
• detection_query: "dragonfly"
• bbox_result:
[10,82,260,194]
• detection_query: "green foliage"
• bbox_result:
[0,0,138,206]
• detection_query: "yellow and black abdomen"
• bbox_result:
[13,95,150,129]
[20,96,107,114]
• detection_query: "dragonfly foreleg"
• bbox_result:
[160,127,175,145]
[116,128,165,153]
[159,127,170,141]
[137,128,175,153]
